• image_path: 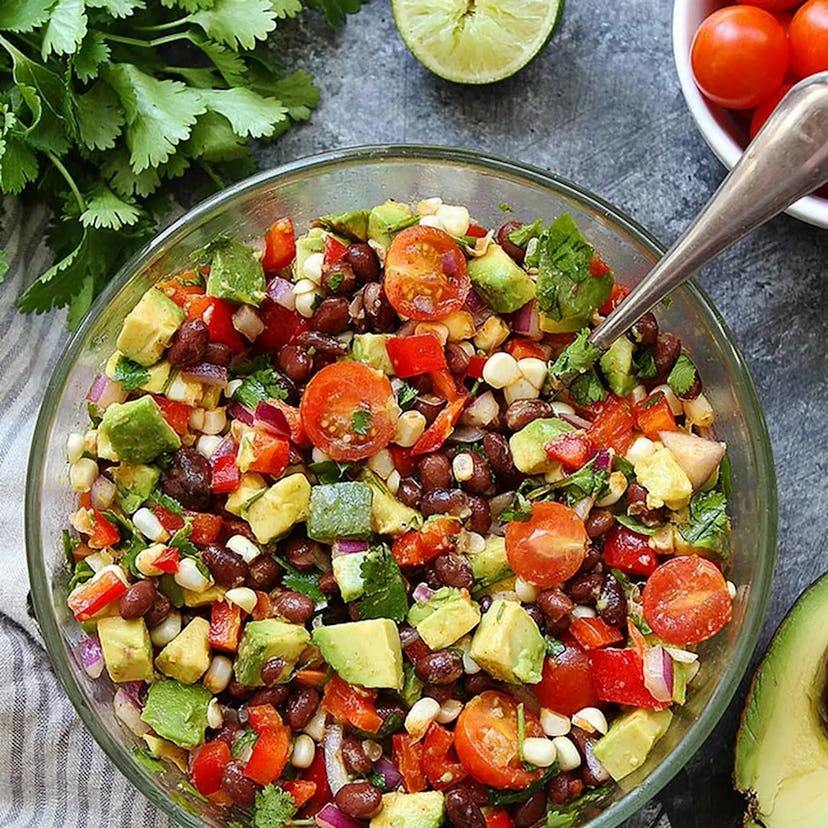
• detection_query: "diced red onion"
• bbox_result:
[664,646,698,664]
[78,635,104,679]
[331,540,369,558]
[593,450,612,473]
[512,300,543,340]
[315,804,364,828]
[90,475,117,510]
[209,436,237,463]
[323,724,349,794]
[266,276,297,310]
[182,362,228,386]
[373,756,403,791]
[232,305,265,342]
[227,401,254,426]
[87,374,127,409]
[561,413,593,430]
[643,645,674,703]
[464,289,487,313]
[412,583,435,604]
[113,686,150,737]
[253,401,291,436]
[459,391,498,428]
[448,425,487,443]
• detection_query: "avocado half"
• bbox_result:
[735,573,828,827]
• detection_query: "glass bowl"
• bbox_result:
[26,145,777,828]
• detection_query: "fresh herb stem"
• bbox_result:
[101,32,189,49]
[134,16,191,33]
[46,151,86,214]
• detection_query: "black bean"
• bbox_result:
[445,787,486,828]
[568,573,604,605]
[295,328,348,354]
[597,572,628,628]
[204,341,233,367]
[214,721,242,747]
[375,695,407,728]
[161,447,212,511]
[309,297,351,335]
[321,260,357,295]
[631,312,658,347]
[285,686,319,731]
[144,590,172,629]
[512,790,547,828]
[282,537,317,570]
[483,433,514,476]
[569,727,609,787]
[221,518,258,545]
[504,399,553,432]
[334,781,383,819]
[247,555,280,591]
[272,590,315,625]
[654,332,682,379]
[524,603,546,633]
[318,571,338,595]
[577,545,603,575]
[118,580,156,620]
[495,220,526,264]
[261,658,287,686]
[167,318,208,366]
[362,282,395,332]
[418,453,453,491]
[397,477,423,509]
[445,342,471,375]
[626,481,665,525]
[537,589,575,625]
[415,650,464,685]
[341,737,372,776]
[278,344,313,383]
[421,488,468,518]
[202,544,249,589]
[422,681,456,704]
[434,554,474,589]
[477,595,493,614]
[221,761,258,808]
[345,242,381,283]
[466,495,491,535]
[547,771,582,805]
[248,686,290,708]
[464,672,495,696]
[457,451,492,494]
[585,508,615,538]
[412,394,446,426]
[227,680,255,701]
[678,373,702,401]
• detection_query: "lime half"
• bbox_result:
[392,0,564,85]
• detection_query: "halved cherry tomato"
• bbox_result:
[321,675,383,734]
[534,641,601,716]
[422,723,468,790]
[67,569,127,621]
[88,509,120,549]
[545,433,593,472]
[386,334,448,377]
[603,525,658,576]
[152,395,193,435]
[244,724,291,785]
[410,397,467,456]
[191,740,231,796]
[599,283,629,316]
[210,454,240,494]
[281,779,317,809]
[454,691,544,789]
[152,545,179,574]
[209,600,243,652]
[384,225,470,321]
[505,501,588,587]
[255,300,310,355]
[633,391,677,440]
[271,400,309,446]
[262,217,296,273]
[642,556,733,645]
[590,648,669,709]
[187,295,246,352]
[587,394,634,454]
[392,733,427,793]
[185,511,223,545]
[789,0,828,78]
[570,616,624,650]
[323,234,349,266]
[391,516,461,568]
[300,362,397,461]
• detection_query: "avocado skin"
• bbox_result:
[734,573,828,828]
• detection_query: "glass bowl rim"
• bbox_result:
[25,143,777,828]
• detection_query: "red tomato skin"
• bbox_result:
[210,454,240,494]
[789,0,828,77]
[255,300,310,354]
[191,741,232,796]
[186,511,223,545]
[386,334,448,377]
[587,395,634,455]
[534,642,602,716]
[590,648,670,709]
[422,723,468,790]
[545,433,593,472]
[262,217,296,273]
[738,0,801,10]
[749,83,792,138]
[691,6,789,109]
[603,525,659,576]
[323,234,349,266]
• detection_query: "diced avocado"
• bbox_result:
[182,584,226,607]
[352,333,395,374]
[155,617,211,684]
[206,237,266,306]
[634,447,693,511]
[97,616,153,683]
[407,587,481,650]
[593,708,673,781]
[469,599,545,684]
[539,312,589,334]
[235,619,311,686]
[225,472,268,517]
[116,288,185,367]
[508,417,574,474]
[368,200,414,249]
[246,473,312,543]
[99,396,180,465]
[140,679,212,750]
[599,336,636,397]
[111,463,161,514]
[735,573,828,828]
[307,482,373,542]
[319,209,370,241]
[143,734,189,773]
[467,243,535,313]
[332,550,372,602]
[105,352,171,394]
[370,791,445,828]
[361,470,423,536]
[293,227,326,281]
[313,619,403,690]
[468,535,512,587]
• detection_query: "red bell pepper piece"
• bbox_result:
[187,295,246,352]
[466,222,488,238]
[603,525,658,576]
[386,334,448,378]
[485,810,516,828]
[293,669,329,688]
[185,511,223,545]
[246,704,285,733]
[429,368,461,402]
[255,300,310,355]
[633,391,678,440]
[589,648,670,709]
[88,509,120,549]
[152,546,180,574]
[262,217,296,273]
[211,454,240,494]
[466,354,488,380]
[590,255,613,278]
[587,394,634,454]
[323,234,349,266]
[209,600,243,652]
[281,779,317,809]
[155,274,205,310]
[599,281,628,315]
[68,569,127,621]
[300,749,331,814]
[244,724,291,785]
[191,740,232,796]
[152,504,185,534]
[392,733,427,793]
[245,432,290,477]
[321,675,384,734]
[152,395,193,435]
[422,723,468,790]
[391,516,461,568]
[570,616,625,650]
[410,397,467,455]
[545,433,593,472]
[505,339,548,361]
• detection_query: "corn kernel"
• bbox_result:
[482,352,520,389]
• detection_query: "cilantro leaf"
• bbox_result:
[68,558,95,590]
[545,637,565,657]
[0,0,54,32]
[81,186,141,230]
[633,347,657,380]
[501,491,533,523]
[548,328,603,382]
[679,490,729,553]
[668,353,697,396]
[613,454,635,481]
[545,785,613,828]
[148,489,185,517]
[356,548,409,623]
[41,0,88,58]
[257,69,320,123]
[169,522,199,558]
[507,217,543,247]
[351,409,372,436]
[569,367,606,406]
[75,80,124,151]
[488,767,557,807]
[231,728,258,758]
[112,354,150,390]
[187,32,247,87]
[554,455,607,500]
[189,0,278,50]
[309,460,352,485]
[122,532,149,578]
[0,135,39,194]
[198,88,288,139]
[614,513,660,536]
[86,0,145,17]
[396,382,418,411]
[232,363,290,410]
[273,557,325,603]
[307,0,368,29]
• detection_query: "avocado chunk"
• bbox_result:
[407,587,481,650]
[313,618,403,690]
[735,573,828,828]
[97,616,154,683]
[245,473,312,543]
[155,617,211,684]
[225,472,268,517]
[140,679,212,750]
[105,352,172,394]
[368,200,415,249]
[235,619,311,686]
[206,237,266,306]
[318,209,370,242]
[116,288,185,367]
[592,708,673,781]
[293,227,326,281]
[634,446,693,511]
[361,470,423,536]
[468,535,513,588]
[332,550,372,601]
[467,243,535,313]
[99,396,181,464]
[599,336,637,397]
[508,417,574,474]
[307,482,374,542]
[111,463,161,514]
[351,333,395,374]
[469,599,545,684]
[142,733,189,772]
[370,791,445,828]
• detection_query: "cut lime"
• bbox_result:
[392,0,564,85]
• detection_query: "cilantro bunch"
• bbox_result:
[0,0,365,327]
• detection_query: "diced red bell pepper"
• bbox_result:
[245,432,290,477]
[321,675,383,734]
[466,222,488,238]
[152,546,180,574]
[270,400,308,446]
[392,733,427,793]
[386,334,448,378]
[68,569,127,621]
[485,810,516,828]
[587,394,634,455]
[246,704,285,734]
[466,354,488,380]
[152,395,193,435]
[255,300,310,355]
[281,779,317,809]
[209,600,243,652]
[633,391,677,440]
[156,275,205,309]
[430,368,461,402]
[589,648,670,709]
[300,748,331,814]
[244,724,291,785]
[391,516,461,568]
[323,234,349,266]
[262,217,296,273]
[152,504,185,534]
[88,509,120,549]
[78,490,93,510]
[599,282,628,315]
[410,397,467,455]
[603,525,658,576]
[185,511,223,545]
[505,339,548,361]
[252,590,273,620]
[422,723,468,790]
[590,255,613,278]
[570,616,625,650]
[191,740,232,796]
[211,454,241,494]
[187,295,246,352]
[293,669,328,688]
[545,433,593,472]
[389,445,417,478]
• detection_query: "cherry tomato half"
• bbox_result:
[691,6,789,109]
[642,556,733,645]
[789,0,828,78]
[454,691,544,789]
[300,362,397,461]
[505,501,588,587]
[384,225,470,321]
[738,0,801,10]
[534,641,601,716]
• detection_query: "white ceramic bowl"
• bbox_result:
[672,0,828,229]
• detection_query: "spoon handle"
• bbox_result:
[589,70,828,351]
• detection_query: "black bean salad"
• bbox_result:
[64,197,734,828]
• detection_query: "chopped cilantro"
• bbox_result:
[507,217,544,248]
[488,767,557,807]
[570,367,606,406]
[309,460,353,484]
[679,490,729,553]
[516,702,530,768]
[545,785,613,827]
[273,557,325,603]
[63,530,79,565]
[633,348,658,380]
[545,637,566,657]
[396,382,419,410]
[147,490,185,518]
[498,202,514,212]
[501,491,533,522]
[368,770,390,792]
[668,354,697,396]
[122,533,149,578]
[613,454,636,481]
[554,455,607,500]
[169,522,198,558]
[400,663,423,708]
[231,728,258,758]
[615,513,660,536]
[112,355,150,391]
[251,784,297,828]
[351,409,373,436]
[548,329,604,382]
[326,271,344,291]
[68,559,95,591]
[134,748,165,774]
[356,547,409,623]
[233,363,290,410]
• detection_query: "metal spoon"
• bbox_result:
[589,70,828,351]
